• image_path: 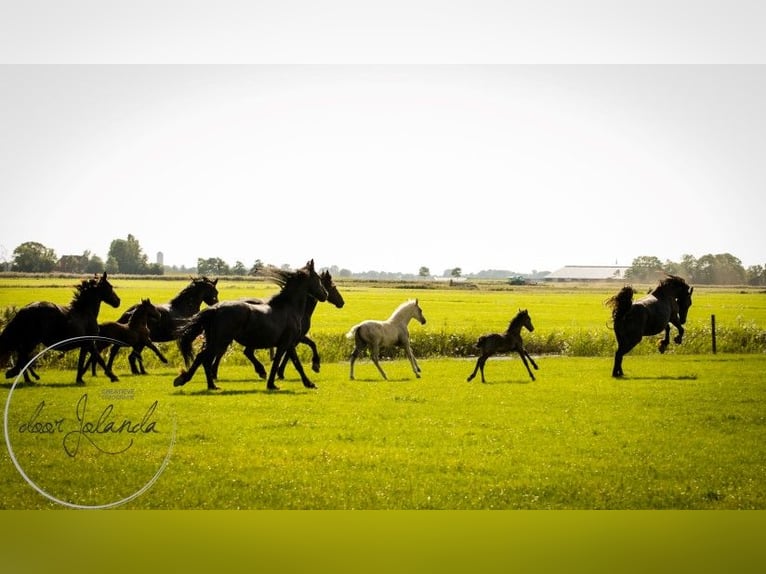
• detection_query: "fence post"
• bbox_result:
[711,314,717,354]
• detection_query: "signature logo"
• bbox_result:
[19,394,160,457]
[3,336,175,509]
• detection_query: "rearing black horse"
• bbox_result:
[98,276,219,375]
[173,260,328,391]
[606,274,694,377]
[0,272,121,384]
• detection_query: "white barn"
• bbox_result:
[544,265,629,282]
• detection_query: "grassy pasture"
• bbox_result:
[1,355,764,509]
[1,277,765,509]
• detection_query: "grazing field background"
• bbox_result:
[1,277,765,509]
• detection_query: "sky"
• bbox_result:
[1,3,765,275]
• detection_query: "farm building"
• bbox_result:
[544,265,630,282]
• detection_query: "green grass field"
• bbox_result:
[2,354,765,509]
[1,277,765,509]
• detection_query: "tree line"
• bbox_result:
[625,253,766,286]
[2,236,764,285]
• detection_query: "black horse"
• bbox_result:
[466,309,538,383]
[173,260,328,391]
[97,276,219,375]
[90,298,169,376]
[606,274,694,377]
[211,269,345,381]
[0,272,121,384]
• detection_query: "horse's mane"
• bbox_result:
[170,276,215,305]
[257,266,301,289]
[659,273,689,288]
[507,309,529,332]
[654,274,690,296]
[69,277,100,310]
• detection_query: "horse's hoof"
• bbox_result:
[674,336,683,344]
[267,385,280,391]
[311,364,320,373]
[304,382,316,389]
[173,376,186,387]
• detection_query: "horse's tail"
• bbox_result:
[605,286,636,322]
[0,309,21,367]
[345,324,360,340]
[176,309,214,365]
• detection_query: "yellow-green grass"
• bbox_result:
[2,354,764,509]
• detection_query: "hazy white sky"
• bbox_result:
[1,4,765,274]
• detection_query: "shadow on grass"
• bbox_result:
[172,384,307,396]
[617,374,699,381]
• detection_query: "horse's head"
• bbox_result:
[96,272,121,308]
[320,270,345,308]
[196,276,220,306]
[517,309,534,332]
[663,274,693,324]
[678,285,694,324]
[304,259,328,303]
[413,299,427,325]
[138,298,162,322]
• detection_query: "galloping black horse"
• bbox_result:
[606,274,694,377]
[97,276,219,375]
[211,269,345,381]
[0,272,121,384]
[466,309,538,383]
[173,260,328,391]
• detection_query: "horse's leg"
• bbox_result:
[284,346,316,389]
[517,349,536,381]
[671,319,685,345]
[243,347,267,379]
[466,354,485,382]
[83,343,119,383]
[145,341,168,365]
[174,347,208,388]
[402,340,421,378]
[128,348,143,374]
[658,325,671,354]
[266,346,287,390]
[369,343,388,380]
[349,341,367,381]
[279,335,319,378]
[523,348,539,371]
[477,354,490,383]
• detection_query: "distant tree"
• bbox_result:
[249,259,265,276]
[709,253,746,284]
[419,266,430,278]
[231,261,247,276]
[105,256,119,274]
[108,234,149,274]
[450,267,462,278]
[84,254,105,273]
[624,255,664,282]
[746,265,766,286]
[197,257,230,276]
[11,241,57,272]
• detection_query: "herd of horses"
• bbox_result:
[0,263,695,389]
